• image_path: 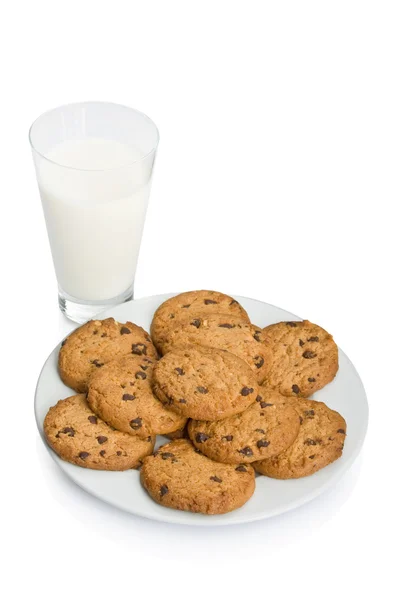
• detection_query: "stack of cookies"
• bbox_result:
[44,290,346,516]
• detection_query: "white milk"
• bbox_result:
[37,138,152,301]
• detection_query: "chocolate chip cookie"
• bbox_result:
[157,313,268,384]
[253,398,346,478]
[152,345,260,420]
[44,394,155,470]
[140,439,255,514]
[260,320,338,397]
[150,290,250,354]
[59,318,158,393]
[87,355,187,438]
[188,392,300,463]
[165,424,189,440]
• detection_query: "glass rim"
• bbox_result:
[28,101,160,172]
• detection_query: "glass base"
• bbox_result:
[58,286,134,324]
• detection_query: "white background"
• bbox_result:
[1,1,399,598]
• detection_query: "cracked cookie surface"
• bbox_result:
[260,320,338,397]
[253,398,346,478]
[150,290,250,354]
[44,394,155,470]
[152,345,259,420]
[188,391,300,463]
[156,313,268,384]
[59,317,158,393]
[87,355,186,438]
[140,439,255,514]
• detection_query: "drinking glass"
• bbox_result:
[29,102,159,323]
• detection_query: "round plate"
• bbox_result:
[35,294,368,525]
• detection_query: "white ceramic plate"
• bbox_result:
[35,294,368,526]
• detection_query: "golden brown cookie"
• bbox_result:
[151,290,250,354]
[44,394,155,470]
[152,345,259,421]
[59,318,158,393]
[165,423,189,440]
[140,439,255,514]
[156,313,268,384]
[188,392,300,463]
[253,398,346,478]
[87,355,187,438]
[260,320,338,397]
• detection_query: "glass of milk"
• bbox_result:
[29,102,159,323]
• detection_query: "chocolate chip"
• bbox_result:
[182,304,191,308]
[308,377,316,382]
[194,448,202,454]
[92,359,104,367]
[195,432,209,443]
[309,454,316,459]
[101,333,107,337]
[117,451,122,456]
[259,402,269,408]
[175,367,185,375]
[238,447,253,457]
[122,393,135,401]
[99,450,106,457]
[256,395,262,402]
[292,384,300,394]
[307,336,319,342]
[204,299,217,305]
[254,356,264,368]
[97,436,108,444]
[257,440,270,448]
[304,410,315,417]
[230,299,239,305]
[88,416,98,424]
[61,339,67,346]
[286,322,297,327]
[253,332,261,341]
[169,313,175,319]
[178,398,187,404]
[210,476,222,483]
[303,351,316,359]
[132,343,147,355]
[120,326,131,335]
[191,319,201,328]
[130,418,142,430]
[337,429,346,434]
[197,386,208,394]
[57,427,75,438]
[93,330,98,335]
[304,439,317,446]
[235,465,247,472]
[222,435,233,441]
[160,485,169,497]
[219,323,235,328]
[145,334,152,342]
[78,452,89,460]
[299,416,303,424]
[161,452,175,460]
[255,429,265,434]
[135,371,147,380]
[241,387,254,396]
[299,339,305,346]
